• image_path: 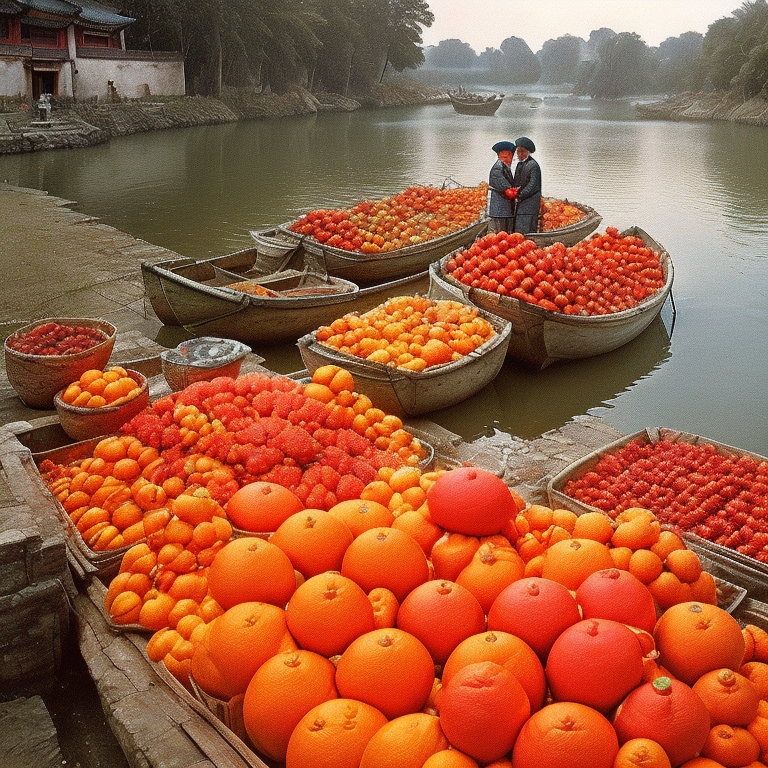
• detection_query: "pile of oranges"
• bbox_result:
[60,366,142,408]
[539,198,587,231]
[288,184,488,253]
[314,296,497,371]
[126,460,768,768]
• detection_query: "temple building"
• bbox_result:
[0,0,184,100]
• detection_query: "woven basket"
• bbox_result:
[54,369,149,441]
[4,317,116,409]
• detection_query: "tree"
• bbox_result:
[581,32,657,98]
[427,39,477,68]
[654,32,704,92]
[537,35,583,85]
[483,36,540,84]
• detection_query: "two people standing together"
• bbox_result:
[488,137,541,235]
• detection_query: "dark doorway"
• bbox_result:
[32,70,57,99]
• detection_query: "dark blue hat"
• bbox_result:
[515,136,535,153]
[492,140,516,154]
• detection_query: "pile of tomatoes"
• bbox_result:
[562,437,768,561]
[7,321,108,356]
[288,184,488,253]
[444,227,665,315]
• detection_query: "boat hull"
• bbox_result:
[141,247,430,346]
[428,226,674,370]
[449,94,504,116]
[297,310,512,417]
[276,218,488,283]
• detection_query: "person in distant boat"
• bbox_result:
[488,140,518,233]
[510,136,542,234]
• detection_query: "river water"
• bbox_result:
[2,94,767,456]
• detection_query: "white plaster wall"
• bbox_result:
[74,57,185,99]
[0,59,27,97]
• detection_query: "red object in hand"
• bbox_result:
[504,187,519,199]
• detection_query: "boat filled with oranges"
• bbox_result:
[429,225,674,369]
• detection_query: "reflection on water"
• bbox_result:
[1,94,767,454]
[430,312,673,442]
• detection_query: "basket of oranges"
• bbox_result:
[54,366,150,441]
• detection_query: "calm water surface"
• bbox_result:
[2,95,767,455]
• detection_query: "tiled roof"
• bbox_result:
[0,1,25,15]
[76,0,134,26]
[5,0,135,26]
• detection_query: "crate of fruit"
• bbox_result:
[547,426,768,577]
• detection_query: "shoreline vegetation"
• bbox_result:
[2,82,768,156]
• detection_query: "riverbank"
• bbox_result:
[636,90,768,125]
[0,80,448,155]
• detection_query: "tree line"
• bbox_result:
[122,0,434,96]
[123,0,767,101]
[421,0,768,99]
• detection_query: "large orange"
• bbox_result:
[285,698,388,768]
[653,602,746,685]
[442,630,546,714]
[545,618,645,713]
[335,628,436,719]
[430,532,481,582]
[455,541,525,613]
[359,712,449,768]
[341,526,430,602]
[612,676,711,767]
[575,567,658,635]
[540,537,615,591]
[691,668,760,727]
[700,724,761,765]
[396,580,486,666]
[202,601,297,697]
[613,738,672,768]
[225,480,303,532]
[487,576,581,660]
[269,508,354,578]
[327,498,395,538]
[425,466,519,536]
[242,649,338,762]
[285,571,375,657]
[511,701,619,768]
[438,661,530,764]
[206,536,297,610]
[421,750,479,768]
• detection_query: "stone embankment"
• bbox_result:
[636,90,768,126]
[0,82,448,155]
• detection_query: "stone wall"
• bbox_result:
[0,82,448,155]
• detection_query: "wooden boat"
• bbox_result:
[296,311,512,417]
[140,246,430,346]
[449,92,504,116]
[275,216,488,284]
[428,226,674,370]
[248,226,304,274]
[529,198,602,247]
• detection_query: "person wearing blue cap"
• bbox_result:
[488,140,518,233]
[511,136,542,234]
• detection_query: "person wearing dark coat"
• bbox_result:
[510,136,542,235]
[487,140,518,233]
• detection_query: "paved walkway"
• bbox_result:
[0,183,176,426]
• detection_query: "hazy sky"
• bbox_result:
[420,0,742,52]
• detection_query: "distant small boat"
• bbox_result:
[449,91,504,116]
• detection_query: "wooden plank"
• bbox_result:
[0,696,64,768]
[75,582,258,768]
